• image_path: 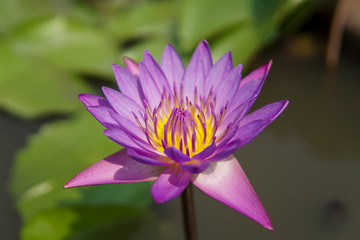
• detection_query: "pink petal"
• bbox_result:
[191,156,273,230]
[123,57,140,77]
[151,164,190,203]
[182,40,213,102]
[161,44,185,91]
[239,60,272,88]
[64,149,164,188]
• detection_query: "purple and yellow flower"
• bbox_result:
[65,40,288,230]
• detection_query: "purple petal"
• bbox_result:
[64,149,163,188]
[139,62,162,109]
[112,64,144,106]
[79,94,111,108]
[191,156,273,230]
[238,100,289,127]
[164,147,191,163]
[180,161,210,174]
[204,52,233,97]
[104,128,155,153]
[110,111,146,142]
[233,100,289,147]
[123,57,140,77]
[216,97,253,138]
[161,44,185,91]
[233,120,270,148]
[229,61,272,113]
[127,148,172,166]
[182,40,213,102]
[86,106,118,128]
[151,164,190,203]
[239,60,272,88]
[191,141,216,160]
[204,139,241,162]
[214,64,242,113]
[102,87,145,126]
[79,93,118,128]
[143,50,172,94]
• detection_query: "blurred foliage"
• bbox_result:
[4,0,311,239]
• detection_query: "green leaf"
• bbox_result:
[9,16,118,76]
[178,0,252,51]
[0,0,96,33]
[121,37,172,63]
[106,1,177,40]
[10,111,153,220]
[22,205,143,240]
[0,41,93,119]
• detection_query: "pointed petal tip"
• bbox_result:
[199,39,209,46]
[123,57,140,76]
[78,93,87,102]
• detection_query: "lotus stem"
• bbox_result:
[181,183,198,240]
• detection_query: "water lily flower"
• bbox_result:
[65,40,288,230]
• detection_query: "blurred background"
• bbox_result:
[1,0,359,239]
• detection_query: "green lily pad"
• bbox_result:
[106,1,176,40]
[178,0,252,51]
[22,205,144,240]
[10,111,153,220]
[0,41,93,119]
[9,16,118,76]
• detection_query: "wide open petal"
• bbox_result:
[192,156,273,230]
[124,57,140,77]
[182,40,213,102]
[112,64,144,106]
[151,164,190,203]
[64,149,164,188]
[161,44,185,91]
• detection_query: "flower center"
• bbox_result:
[134,87,228,158]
